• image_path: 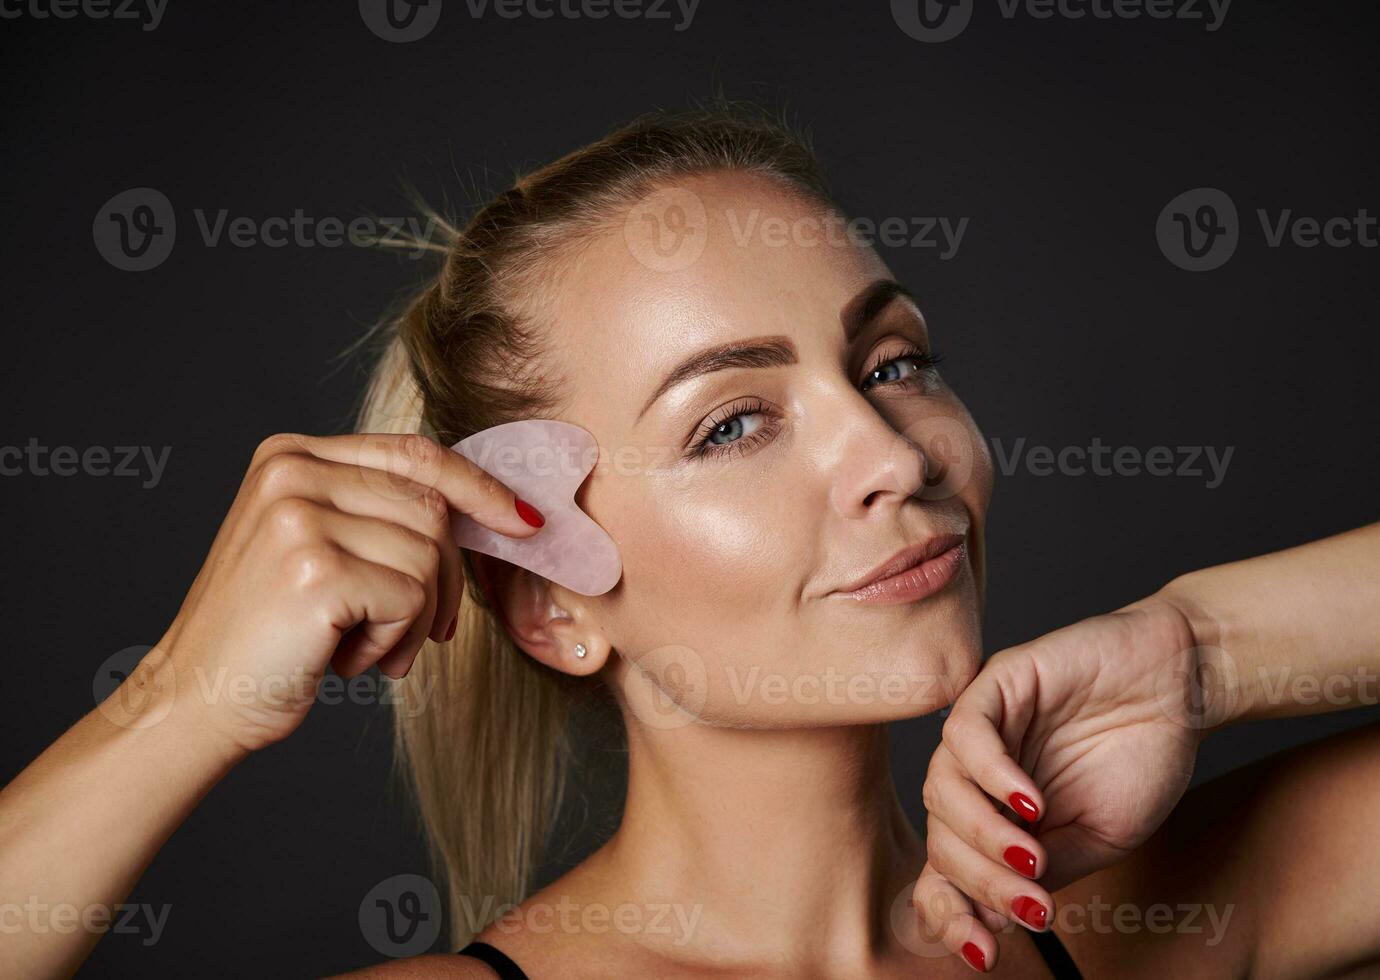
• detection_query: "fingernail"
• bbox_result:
[961,941,987,972]
[1009,791,1039,822]
[514,497,545,528]
[1003,844,1038,878]
[1012,895,1048,931]
[444,615,457,641]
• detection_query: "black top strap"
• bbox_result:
[456,940,530,980]
[1029,927,1085,979]
[459,931,1083,979]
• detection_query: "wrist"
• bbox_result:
[1152,572,1252,736]
[100,642,253,774]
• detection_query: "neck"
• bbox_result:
[596,718,925,973]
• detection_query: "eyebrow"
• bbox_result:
[634,278,917,423]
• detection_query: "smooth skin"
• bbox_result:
[2,171,1378,979]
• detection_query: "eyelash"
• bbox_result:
[687,344,944,460]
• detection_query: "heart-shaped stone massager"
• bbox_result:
[449,419,622,596]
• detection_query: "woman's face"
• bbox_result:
[530,170,993,729]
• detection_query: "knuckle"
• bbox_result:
[971,818,997,857]
[255,451,307,499]
[252,432,299,466]
[913,878,958,925]
[396,433,441,475]
[921,776,939,813]
[400,574,429,617]
[924,818,950,868]
[263,496,317,542]
[418,534,442,572]
[287,543,343,592]
[975,871,1005,906]
[976,758,1004,789]
[413,487,449,527]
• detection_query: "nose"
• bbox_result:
[824,398,929,521]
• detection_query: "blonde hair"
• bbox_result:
[355,100,832,947]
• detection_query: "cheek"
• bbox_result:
[627,481,798,615]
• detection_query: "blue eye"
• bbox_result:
[705,411,764,447]
[860,344,941,393]
[688,346,943,460]
[689,398,772,460]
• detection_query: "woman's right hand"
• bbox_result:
[147,432,543,755]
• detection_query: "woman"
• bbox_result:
[2,105,1377,979]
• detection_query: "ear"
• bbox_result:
[470,552,608,677]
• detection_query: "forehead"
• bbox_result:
[539,171,892,432]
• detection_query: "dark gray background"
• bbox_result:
[2,1,1377,976]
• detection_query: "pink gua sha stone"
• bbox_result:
[449,420,621,596]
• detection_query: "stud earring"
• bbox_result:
[574,643,588,659]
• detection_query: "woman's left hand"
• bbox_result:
[912,593,1215,970]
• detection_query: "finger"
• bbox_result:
[310,505,443,669]
[912,862,995,972]
[926,817,1055,935]
[923,743,1047,881]
[291,432,545,539]
[975,905,1010,934]
[327,559,429,680]
[249,450,463,641]
[942,679,1045,824]
[290,543,428,679]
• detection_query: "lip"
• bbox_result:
[829,532,968,605]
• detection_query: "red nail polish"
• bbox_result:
[1003,844,1038,878]
[1009,791,1040,822]
[961,941,987,971]
[1012,895,1048,931]
[444,615,457,641]
[514,497,545,528]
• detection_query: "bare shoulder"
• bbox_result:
[322,952,494,978]
[1052,718,1380,980]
